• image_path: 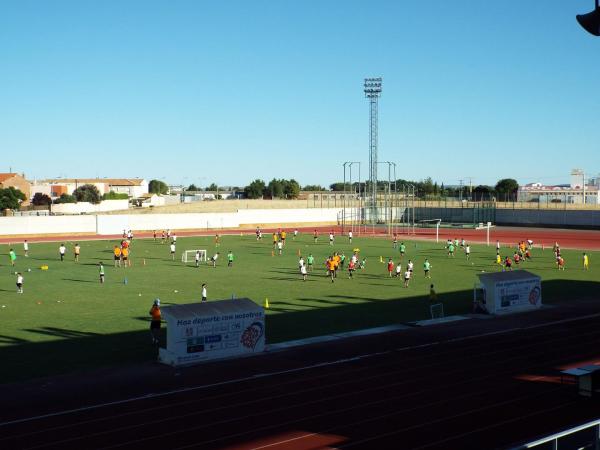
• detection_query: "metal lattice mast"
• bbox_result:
[364,77,382,220]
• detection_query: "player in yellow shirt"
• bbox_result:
[113,246,122,267]
[583,253,589,270]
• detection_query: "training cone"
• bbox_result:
[264,298,270,309]
[297,249,301,256]
[271,250,274,257]
[380,256,383,263]
[143,258,146,266]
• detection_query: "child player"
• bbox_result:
[387,258,395,277]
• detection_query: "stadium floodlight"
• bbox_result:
[577,0,600,36]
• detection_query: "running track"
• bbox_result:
[2,225,600,250]
[2,302,600,449]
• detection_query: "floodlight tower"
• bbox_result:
[364,77,382,221]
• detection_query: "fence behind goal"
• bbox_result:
[182,250,207,263]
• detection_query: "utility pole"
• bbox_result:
[459,179,463,202]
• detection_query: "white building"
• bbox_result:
[518,170,599,205]
[32,178,148,199]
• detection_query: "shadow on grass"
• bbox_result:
[62,278,95,283]
[0,279,598,384]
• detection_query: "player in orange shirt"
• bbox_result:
[327,257,336,283]
[113,246,122,267]
[149,299,162,345]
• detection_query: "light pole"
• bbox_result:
[364,77,382,223]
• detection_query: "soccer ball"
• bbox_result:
[27,268,31,272]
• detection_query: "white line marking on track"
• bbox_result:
[2,312,600,429]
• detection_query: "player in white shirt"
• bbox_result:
[195,250,201,267]
[395,263,402,278]
[172,234,177,243]
[210,252,219,267]
[300,263,307,281]
[277,240,283,255]
[170,243,176,260]
[59,244,66,261]
[298,257,305,270]
[16,272,24,293]
[201,283,207,302]
[23,240,29,257]
[407,260,414,272]
[465,244,471,260]
[293,229,298,240]
[329,233,334,245]
[403,269,412,288]
[348,231,353,243]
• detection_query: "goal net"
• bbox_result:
[182,249,207,263]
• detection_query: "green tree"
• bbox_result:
[495,178,519,201]
[54,193,76,204]
[73,184,102,204]
[187,184,199,191]
[265,179,283,198]
[329,182,352,191]
[205,183,218,191]
[283,179,301,199]
[102,191,129,200]
[472,185,494,201]
[31,193,52,206]
[0,187,26,210]
[148,179,168,195]
[244,179,266,199]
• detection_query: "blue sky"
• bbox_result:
[1,0,598,188]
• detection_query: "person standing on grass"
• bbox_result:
[395,262,402,278]
[149,299,161,345]
[9,248,16,266]
[583,253,589,270]
[496,240,501,252]
[171,233,177,244]
[329,232,334,246]
[300,262,307,281]
[348,259,356,279]
[214,234,220,248]
[280,230,287,246]
[113,245,122,267]
[298,256,305,272]
[99,262,105,284]
[201,284,207,302]
[59,243,66,261]
[423,259,432,278]
[210,252,219,267]
[558,256,565,271]
[327,256,336,283]
[272,233,278,249]
[307,254,314,272]
[227,250,234,267]
[407,259,414,273]
[403,269,412,288]
[74,243,81,263]
[161,230,166,244]
[16,272,23,294]
[23,240,29,257]
[122,246,130,267]
[399,242,406,259]
[170,242,176,260]
[313,229,318,243]
[387,258,395,277]
[153,230,157,241]
[503,256,513,271]
[465,244,471,260]
[429,284,437,303]
[447,242,455,257]
[348,230,353,244]
[293,229,298,240]
[392,233,398,249]
[195,250,201,268]
[277,240,283,256]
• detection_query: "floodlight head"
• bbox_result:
[364,77,382,98]
[577,0,600,36]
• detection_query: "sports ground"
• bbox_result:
[1,226,600,449]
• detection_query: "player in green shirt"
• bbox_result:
[9,249,17,266]
[227,251,234,267]
[423,259,431,278]
[307,254,314,272]
[447,244,455,257]
[399,243,406,258]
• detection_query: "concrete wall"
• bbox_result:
[51,200,129,215]
[496,209,600,228]
[0,216,96,236]
[0,208,341,236]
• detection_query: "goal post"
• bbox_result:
[182,249,207,264]
[418,219,442,242]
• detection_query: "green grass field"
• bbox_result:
[1,233,598,383]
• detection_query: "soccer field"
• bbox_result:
[1,233,598,383]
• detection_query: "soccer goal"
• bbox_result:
[182,249,207,264]
[430,303,444,320]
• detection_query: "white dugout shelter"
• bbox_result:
[158,298,265,367]
[474,270,542,315]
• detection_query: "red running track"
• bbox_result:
[2,303,600,449]
[2,225,600,250]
